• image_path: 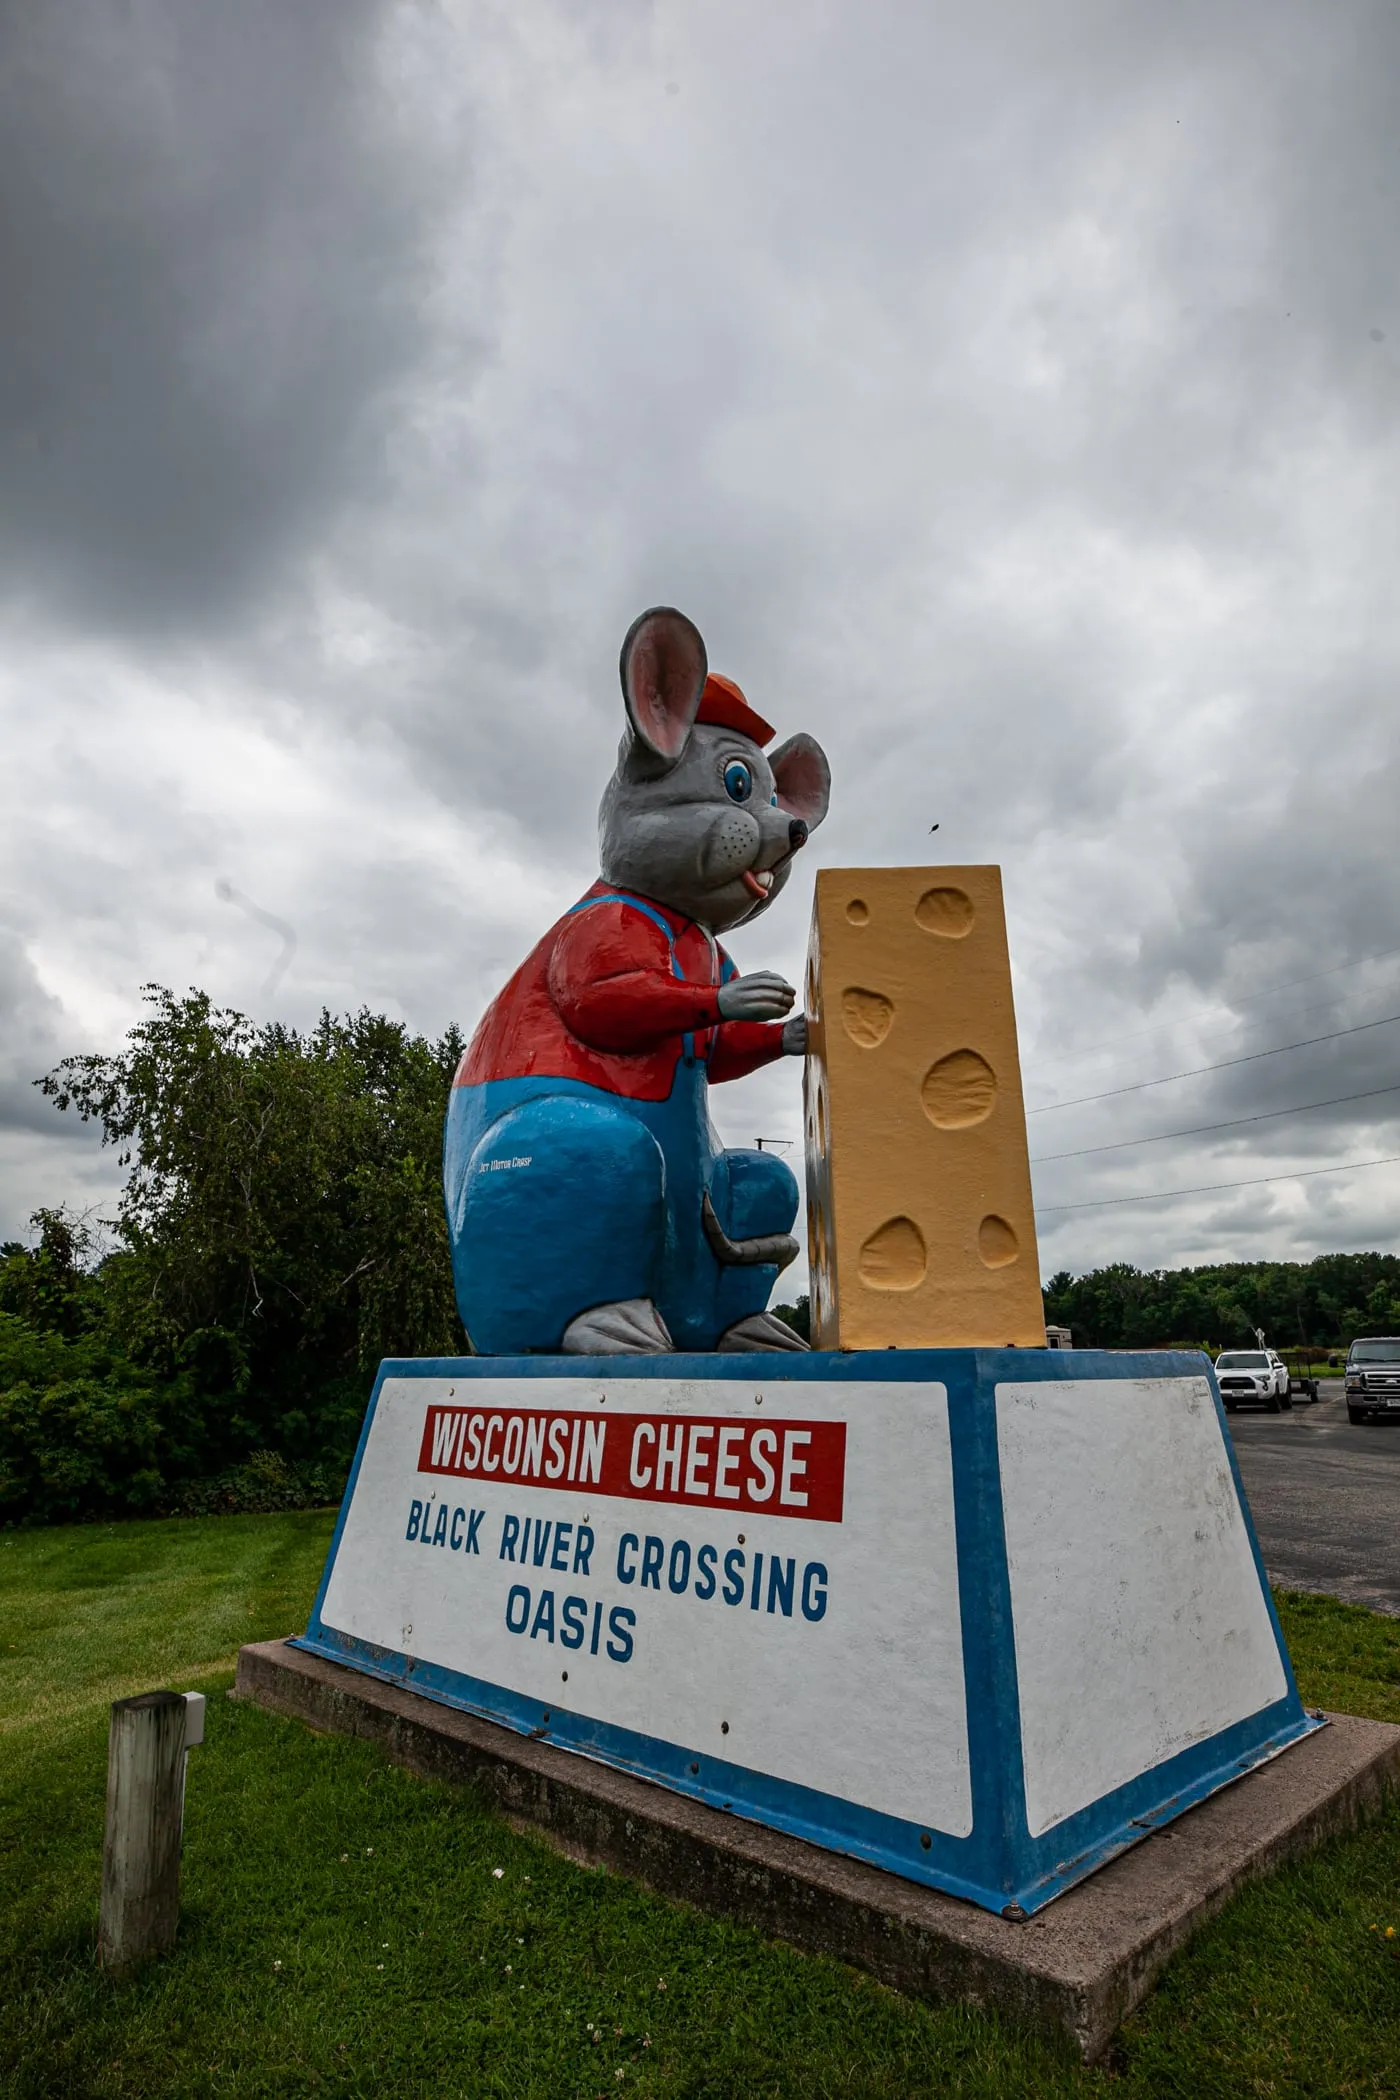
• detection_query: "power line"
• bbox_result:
[1027,1009,1400,1116]
[1035,1151,1400,1216]
[1030,1081,1400,1164]
[1030,981,1384,1085]
[1034,979,1400,1092]
[1026,939,1400,1071]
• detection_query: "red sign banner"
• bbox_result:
[417,1404,845,1523]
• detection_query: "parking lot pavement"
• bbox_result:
[1225,1381,1400,1616]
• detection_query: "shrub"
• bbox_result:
[0,1314,173,1524]
[163,1448,344,1518]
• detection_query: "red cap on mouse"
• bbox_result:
[696,673,774,748]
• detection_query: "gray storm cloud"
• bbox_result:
[2,0,1399,1285]
[0,0,450,634]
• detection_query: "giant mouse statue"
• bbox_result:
[444,606,830,1356]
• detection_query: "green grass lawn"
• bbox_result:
[1,1516,1397,2098]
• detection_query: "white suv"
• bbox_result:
[1214,1350,1292,1413]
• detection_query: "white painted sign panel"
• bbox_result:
[320,1374,972,1836]
[996,1375,1289,1838]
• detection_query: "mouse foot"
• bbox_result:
[716,1312,809,1353]
[561,1298,675,1355]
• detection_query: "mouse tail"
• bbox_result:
[701,1191,799,1271]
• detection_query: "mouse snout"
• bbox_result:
[788,818,808,851]
[698,806,762,886]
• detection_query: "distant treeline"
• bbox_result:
[1043,1255,1400,1354]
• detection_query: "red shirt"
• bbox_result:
[455,882,787,1101]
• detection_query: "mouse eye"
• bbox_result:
[770,792,778,807]
[723,760,753,804]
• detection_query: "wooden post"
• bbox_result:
[98,1690,189,1972]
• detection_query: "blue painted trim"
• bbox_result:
[302,1356,392,1633]
[1008,1692,1318,1907]
[945,1370,1026,1902]
[359,1347,1221,1386]
[294,1348,1322,1916]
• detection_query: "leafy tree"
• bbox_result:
[39,986,466,1475]
[771,1294,811,1342]
[0,1208,105,1340]
[1365,1280,1400,1331]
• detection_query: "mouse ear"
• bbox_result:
[620,607,707,762]
[770,734,831,828]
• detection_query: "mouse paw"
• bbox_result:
[561,1298,675,1355]
[716,1312,809,1353]
[781,1015,807,1056]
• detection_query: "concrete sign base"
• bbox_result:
[237,1643,1400,2061]
[294,1348,1320,1918]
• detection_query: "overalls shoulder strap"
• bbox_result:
[563,890,711,1065]
[564,890,685,978]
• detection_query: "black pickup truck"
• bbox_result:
[1345,1336,1400,1423]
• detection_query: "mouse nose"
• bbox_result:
[788,818,809,851]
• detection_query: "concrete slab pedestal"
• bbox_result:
[236,1637,1400,2061]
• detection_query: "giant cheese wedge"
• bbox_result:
[804,866,1045,1349]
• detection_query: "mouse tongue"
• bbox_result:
[741,868,774,900]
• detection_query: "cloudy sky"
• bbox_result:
[3,0,1399,1291]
